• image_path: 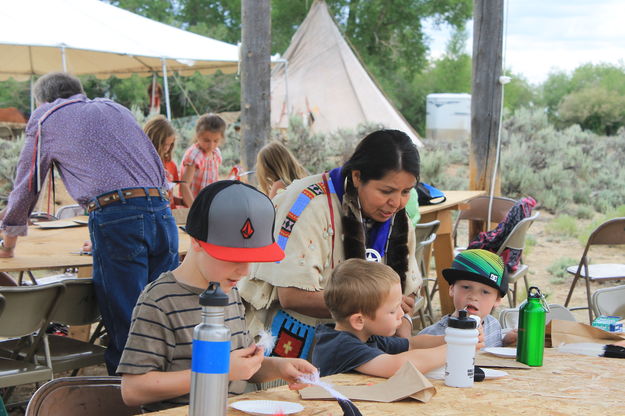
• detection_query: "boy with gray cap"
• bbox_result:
[117,180,315,412]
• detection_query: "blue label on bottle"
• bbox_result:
[191,339,230,374]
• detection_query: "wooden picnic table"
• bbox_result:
[144,348,625,415]
[0,217,191,274]
[419,190,486,315]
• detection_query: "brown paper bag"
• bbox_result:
[548,319,625,347]
[299,361,436,403]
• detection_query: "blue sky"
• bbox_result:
[425,0,625,85]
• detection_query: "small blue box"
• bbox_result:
[592,315,623,333]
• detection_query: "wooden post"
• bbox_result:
[240,0,271,184]
[469,0,504,239]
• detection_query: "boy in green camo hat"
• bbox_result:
[419,249,517,347]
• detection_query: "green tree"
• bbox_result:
[1,1,473,122]
[0,79,32,118]
[539,62,625,133]
[403,27,471,134]
[502,72,536,111]
[558,87,625,135]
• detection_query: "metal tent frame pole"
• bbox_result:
[161,58,171,120]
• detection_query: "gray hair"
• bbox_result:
[33,72,85,104]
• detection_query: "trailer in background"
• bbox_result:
[425,93,471,141]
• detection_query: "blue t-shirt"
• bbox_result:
[312,324,410,377]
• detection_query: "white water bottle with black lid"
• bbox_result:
[444,309,479,388]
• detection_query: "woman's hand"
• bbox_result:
[274,358,317,390]
[401,294,416,314]
[229,345,265,381]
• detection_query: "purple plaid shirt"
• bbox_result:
[1,94,166,236]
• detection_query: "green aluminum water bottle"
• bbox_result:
[516,286,548,366]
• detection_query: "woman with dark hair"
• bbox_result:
[240,129,422,359]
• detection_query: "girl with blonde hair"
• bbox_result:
[255,141,307,198]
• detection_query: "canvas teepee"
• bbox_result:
[271,0,422,146]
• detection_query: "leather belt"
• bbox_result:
[87,188,168,213]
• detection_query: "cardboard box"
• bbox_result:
[592,316,623,333]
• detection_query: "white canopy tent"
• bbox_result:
[0,0,240,118]
[271,0,422,146]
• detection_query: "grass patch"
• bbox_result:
[547,257,577,284]
[577,204,625,244]
[545,215,578,238]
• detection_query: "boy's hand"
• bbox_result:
[82,240,93,253]
[476,325,485,350]
[275,358,317,390]
[230,345,264,381]
[503,329,518,346]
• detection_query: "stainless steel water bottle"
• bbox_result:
[516,286,548,367]
[189,282,230,416]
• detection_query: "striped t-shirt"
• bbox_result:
[117,271,251,412]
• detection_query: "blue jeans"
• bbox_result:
[88,189,179,374]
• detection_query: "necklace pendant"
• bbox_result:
[365,248,382,263]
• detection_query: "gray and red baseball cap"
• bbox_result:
[185,180,285,262]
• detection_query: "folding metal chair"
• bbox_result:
[452,195,516,253]
[25,376,141,416]
[591,284,625,320]
[498,304,576,330]
[564,217,625,323]
[55,204,85,220]
[1,278,105,375]
[494,212,540,307]
[0,283,64,402]
[413,220,440,325]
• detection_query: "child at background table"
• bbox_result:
[117,180,315,412]
[180,113,225,197]
[144,115,193,209]
[419,249,517,347]
[313,259,483,378]
[255,141,307,199]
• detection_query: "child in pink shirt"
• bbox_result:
[181,113,225,197]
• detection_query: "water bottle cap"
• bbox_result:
[199,282,229,307]
[448,309,477,329]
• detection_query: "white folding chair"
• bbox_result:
[495,212,540,307]
[564,217,625,323]
[591,284,625,318]
[498,304,576,330]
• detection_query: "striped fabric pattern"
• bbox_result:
[117,271,251,412]
[453,249,504,286]
[277,180,335,250]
